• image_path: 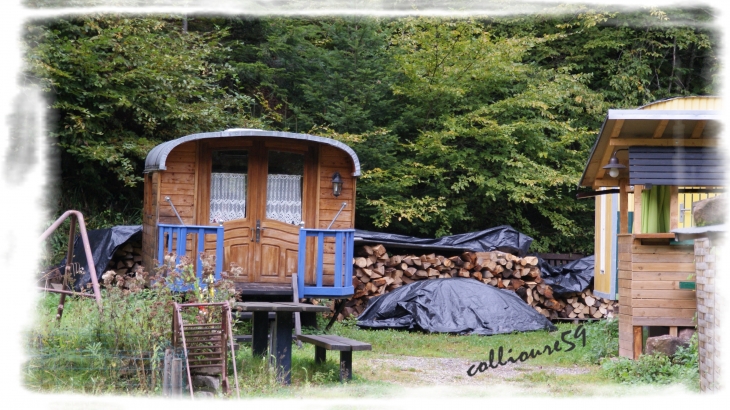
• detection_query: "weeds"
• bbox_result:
[581,318,619,364]
[25,252,237,395]
[600,333,699,390]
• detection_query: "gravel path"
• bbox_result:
[361,355,592,385]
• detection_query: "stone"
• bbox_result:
[646,334,689,356]
[693,196,727,227]
[678,327,697,342]
[192,375,220,392]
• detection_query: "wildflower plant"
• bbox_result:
[26,250,240,394]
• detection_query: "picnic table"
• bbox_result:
[233,301,330,384]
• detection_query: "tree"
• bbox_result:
[352,18,605,252]
[24,15,267,221]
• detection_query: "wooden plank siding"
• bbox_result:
[628,146,725,187]
[618,234,696,358]
[142,137,358,288]
[316,146,357,285]
[617,234,633,358]
[153,142,200,267]
[142,172,159,272]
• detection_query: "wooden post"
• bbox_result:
[619,179,629,234]
[340,351,353,382]
[669,186,679,230]
[292,274,302,347]
[315,346,326,364]
[252,312,269,357]
[163,348,173,397]
[633,184,643,234]
[172,358,183,397]
[633,326,643,359]
[273,311,293,384]
[669,326,678,337]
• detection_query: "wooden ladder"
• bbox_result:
[172,302,240,399]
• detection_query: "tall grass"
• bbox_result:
[25,288,175,394]
[25,253,237,395]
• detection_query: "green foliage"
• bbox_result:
[350,18,605,249]
[340,313,359,328]
[26,289,174,393]
[490,6,718,108]
[255,17,397,134]
[600,333,698,389]
[39,207,142,269]
[26,255,238,394]
[581,318,619,364]
[24,15,267,221]
[26,10,718,255]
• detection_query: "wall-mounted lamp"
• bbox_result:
[602,149,628,178]
[331,172,343,197]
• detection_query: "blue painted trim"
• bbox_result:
[593,290,615,301]
[302,286,355,298]
[316,232,324,288]
[156,223,225,289]
[296,228,355,299]
[334,231,343,288]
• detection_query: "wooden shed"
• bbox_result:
[141,129,360,299]
[579,96,723,359]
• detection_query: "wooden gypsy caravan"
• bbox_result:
[579,96,723,359]
[141,128,360,300]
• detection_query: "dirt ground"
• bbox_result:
[360,354,592,385]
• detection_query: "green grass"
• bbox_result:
[329,318,606,365]
[24,293,699,398]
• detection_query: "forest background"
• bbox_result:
[22,3,720,255]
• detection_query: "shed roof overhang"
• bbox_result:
[579,109,723,189]
[672,224,726,242]
[144,129,361,177]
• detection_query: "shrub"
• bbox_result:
[600,333,699,390]
[25,252,239,394]
[581,318,619,364]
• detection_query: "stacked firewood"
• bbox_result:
[341,244,617,321]
[100,242,145,288]
[556,288,616,319]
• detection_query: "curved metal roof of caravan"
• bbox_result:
[144,128,361,176]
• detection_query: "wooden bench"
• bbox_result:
[297,334,372,381]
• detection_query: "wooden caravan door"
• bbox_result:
[252,146,313,283]
[205,148,257,283]
[204,141,315,284]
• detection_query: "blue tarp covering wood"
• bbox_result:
[59,225,143,291]
[357,278,557,335]
[354,225,533,256]
[538,255,595,296]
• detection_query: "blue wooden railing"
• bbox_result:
[157,223,224,282]
[297,228,355,299]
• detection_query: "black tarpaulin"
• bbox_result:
[59,225,143,291]
[539,255,595,296]
[354,225,533,256]
[356,278,557,335]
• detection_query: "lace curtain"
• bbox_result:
[210,173,247,222]
[266,174,302,224]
